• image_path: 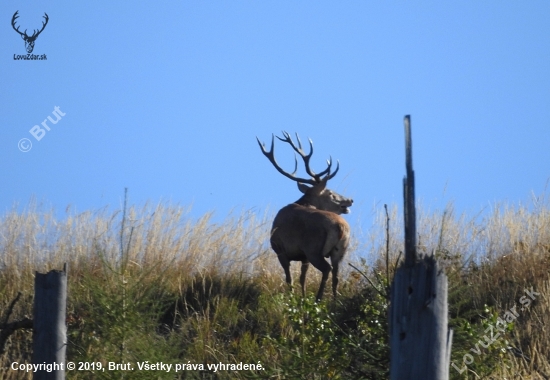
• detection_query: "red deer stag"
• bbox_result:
[257,132,353,301]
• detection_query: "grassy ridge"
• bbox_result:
[1,196,550,379]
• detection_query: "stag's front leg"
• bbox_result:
[316,267,331,302]
[300,261,309,296]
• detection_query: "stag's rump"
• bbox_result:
[270,203,349,262]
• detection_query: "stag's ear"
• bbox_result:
[297,182,311,194]
[298,181,327,195]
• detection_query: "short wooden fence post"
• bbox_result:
[32,263,67,380]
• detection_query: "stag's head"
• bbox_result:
[12,11,49,54]
[257,131,353,215]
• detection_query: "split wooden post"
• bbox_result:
[32,263,67,380]
[389,116,452,380]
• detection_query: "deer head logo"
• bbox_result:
[11,11,49,54]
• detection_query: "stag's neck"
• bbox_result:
[294,196,317,209]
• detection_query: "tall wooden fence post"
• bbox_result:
[389,116,452,379]
[32,263,67,380]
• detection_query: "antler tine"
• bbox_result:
[326,159,340,180]
[41,13,49,29]
[314,156,340,181]
[256,135,316,185]
[295,132,303,150]
[11,11,24,36]
[315,156,333,178]
[307,145,340,181]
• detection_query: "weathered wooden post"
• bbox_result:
[389,116,452,379]
[32,263,67,380]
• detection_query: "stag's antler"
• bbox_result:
[277,131,339,180]
[11,11,50,44]
[257,131,339,185]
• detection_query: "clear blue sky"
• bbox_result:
[2,2,549,234]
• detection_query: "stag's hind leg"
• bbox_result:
[330,258,340,298]
[277,254,292,290]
